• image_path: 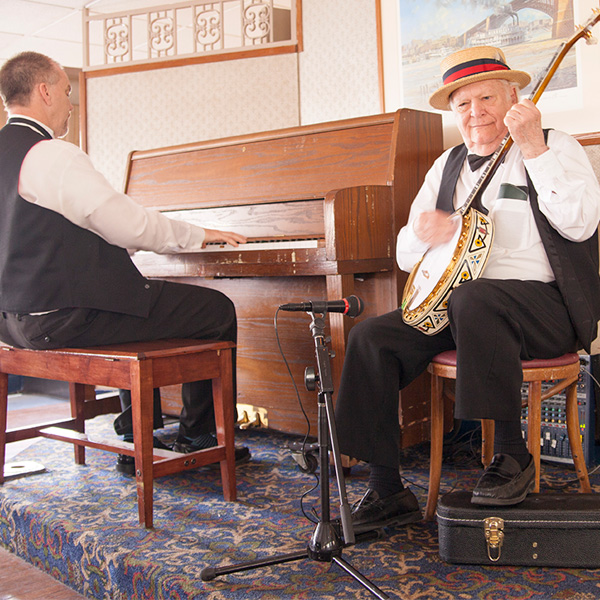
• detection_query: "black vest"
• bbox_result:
[436,142,600,352]
[0,122,153,317]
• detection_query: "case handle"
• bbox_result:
[484,517,505,562]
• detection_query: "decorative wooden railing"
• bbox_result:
[83,0,298,71]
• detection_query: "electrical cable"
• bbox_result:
[273,307,326,524]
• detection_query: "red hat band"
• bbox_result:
[442,58,510,86]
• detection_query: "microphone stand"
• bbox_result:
[200,311,390,599]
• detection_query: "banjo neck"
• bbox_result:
[457,6,600,218]
[457,134,512,217]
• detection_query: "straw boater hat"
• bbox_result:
[428,45,531,111]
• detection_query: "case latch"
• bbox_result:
[484,517,505,562]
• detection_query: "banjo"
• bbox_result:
[401,7,600,335]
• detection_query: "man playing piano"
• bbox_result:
[0,51,250,473]
[335,46,600,531]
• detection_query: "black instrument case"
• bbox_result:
[437,491,600,567]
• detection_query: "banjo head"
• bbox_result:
[401,209,493,335]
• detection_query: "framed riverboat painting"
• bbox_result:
[393,0,578,112]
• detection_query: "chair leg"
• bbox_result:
[425,374,445,520]
[130,361,156,528]
[527,381,542,493]
[213,348,236,502]
[565,380,592,493]
[0,373,8,484]
[480,419,495,467]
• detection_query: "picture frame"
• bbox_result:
[380,0,600,142]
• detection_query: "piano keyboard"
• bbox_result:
[201,238,321,252]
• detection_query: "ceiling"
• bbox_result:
[0,0,196,69]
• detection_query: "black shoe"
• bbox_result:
[172,434,251,465]
[115,436,172,475]
[471,453,535,506]
[351,488,422,533]
[116,454,136,475]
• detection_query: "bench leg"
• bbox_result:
[131,362,156,528]
[0,373,7,484]
[69,383,91,465]
[213,349,236,502]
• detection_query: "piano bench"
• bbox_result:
[0,338,237,528]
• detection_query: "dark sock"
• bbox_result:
[179,432,217,449]
[123,432,170,450]
[368,464,404,498]
[493,419,530,470]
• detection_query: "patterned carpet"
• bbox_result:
[1,414,599,600]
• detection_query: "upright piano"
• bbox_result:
[126,108,443,445]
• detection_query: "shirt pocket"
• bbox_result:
[491,184,534,251]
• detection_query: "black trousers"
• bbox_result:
[0,280,237,439]
[334,279,579,469]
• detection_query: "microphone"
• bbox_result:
[279,295,364,318]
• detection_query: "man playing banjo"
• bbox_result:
[335,45,600,532]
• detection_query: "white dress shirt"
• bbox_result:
[397,129,600,282]
[12,115,207,254]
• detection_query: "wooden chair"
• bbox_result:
[0,339,237,528]
[425,350,592,520]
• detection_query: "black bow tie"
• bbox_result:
[467,153,493,171]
